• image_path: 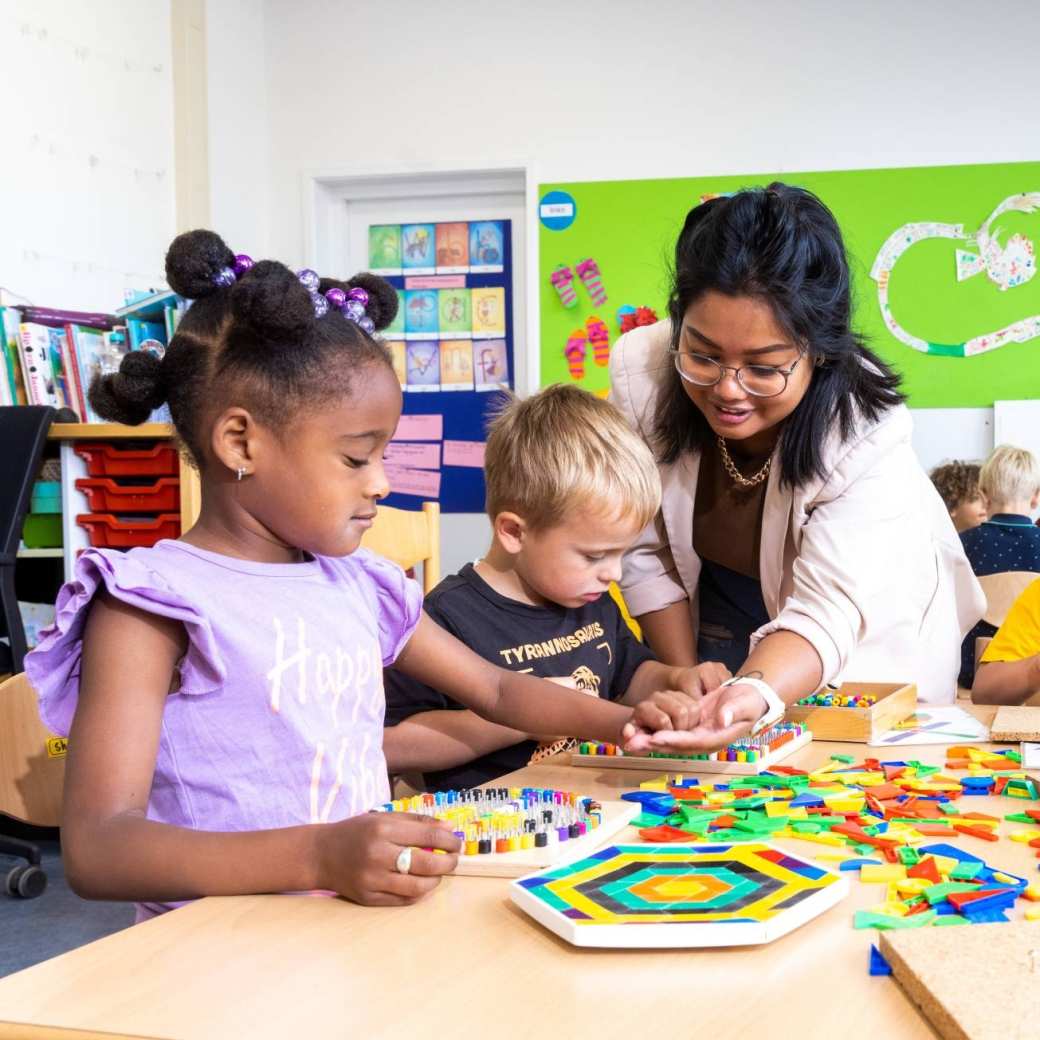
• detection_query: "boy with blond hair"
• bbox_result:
[960,445,1040,687]
[383,384,729,788]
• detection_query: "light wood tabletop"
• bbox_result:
[1,704,1033,1040]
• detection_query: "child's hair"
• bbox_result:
[88,230,399,467]
[484,384,661,531]
[979,445,1040,507]
[929,459,982,511]
[653,183,905,487]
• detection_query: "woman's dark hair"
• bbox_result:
[89,230,399,467]
[654,183,904,486]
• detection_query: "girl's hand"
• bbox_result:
[638,682,767,754]
[317,811,461,906]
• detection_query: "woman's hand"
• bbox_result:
[633,681,769,753]
[316,812,461,907]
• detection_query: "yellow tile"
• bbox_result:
[860,864,907,884]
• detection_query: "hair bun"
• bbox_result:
[87,350,167,426]
[346,272,398,331]
[165,230,236,299]
[229,259,315,342]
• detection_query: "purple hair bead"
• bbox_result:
[311,292,329,318]
[213,266,236,288]
[233,253,254,276]
[297,268,320,292]
[346,286,369,306]
[325,287,346,308]
[359,316,375,334]
[344,299,366,321]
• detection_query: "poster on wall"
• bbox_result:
[371,219,514,513]
[537,162,1040,408]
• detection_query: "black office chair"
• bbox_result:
[0,405,55,898]
[0,405,54,674]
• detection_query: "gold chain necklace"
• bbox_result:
[717,435,772,489]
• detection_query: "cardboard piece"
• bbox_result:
[880,921,1040,1040]
[991,706,1040,742]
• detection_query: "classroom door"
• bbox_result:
[343,185,526,578]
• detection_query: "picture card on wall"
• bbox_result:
[401,223,436,273]
[469,221,505,273]
[473,339,509,391]
[435,222,470,273]
[404,290,439,338]
[368,225,402,275]
[385,290,405,337]
[440,340,475,391]
[443,440,486,468]
[393,414,443,441]
[385,442,441,469]
[405,341,441,392]
[385,464,442,499]
[438,288,472,337]
[386,340,407,387]
[471,286,506,338]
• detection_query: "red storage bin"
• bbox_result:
[74,443,179,478]
[77,513,181,549]
[75,477,181,513]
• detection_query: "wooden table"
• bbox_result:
[1,705,1034,1040]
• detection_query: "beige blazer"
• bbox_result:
[609,320,985,704]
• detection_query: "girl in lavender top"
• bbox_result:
[27,231,680,917]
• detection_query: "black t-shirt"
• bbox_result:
[383,562,654,789]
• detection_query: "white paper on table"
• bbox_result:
[868,705,991,747]
[1022,742,1040,768]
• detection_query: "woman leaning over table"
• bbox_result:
[609,183,985,750]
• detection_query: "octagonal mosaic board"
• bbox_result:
[510,842,848,947]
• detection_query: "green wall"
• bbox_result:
[539,162,1040,406]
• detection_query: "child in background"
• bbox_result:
[25,232,683,919]
[930,459,986,533]
[383,385,730,789]
[972,577,1040,704]
[959,445,1040,686]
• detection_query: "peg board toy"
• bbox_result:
[376,786,638,878]
[879,920,1040,1040]
[511,842,848,948]
[990,705,1040,742]
[785,682,917,742]
[569,723,811,775]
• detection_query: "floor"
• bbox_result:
[1,824,135,978]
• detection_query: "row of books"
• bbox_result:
[0,291,186,421]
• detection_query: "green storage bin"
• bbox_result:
[22,513,63,548]
[30,481,62,514]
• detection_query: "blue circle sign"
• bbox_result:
[539,190,577,231]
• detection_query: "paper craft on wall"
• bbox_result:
[870,191,1040,357]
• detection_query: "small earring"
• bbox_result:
[236,467,246,481]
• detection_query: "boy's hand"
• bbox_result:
[316,812,461,906]
[620,691,702,751]
[642,683,766,753]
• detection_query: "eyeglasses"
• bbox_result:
[668,349,805,398]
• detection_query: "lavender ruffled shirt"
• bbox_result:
[26,540,422,917]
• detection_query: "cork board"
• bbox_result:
[879,921,1040,1040]
[990,706,1040,742]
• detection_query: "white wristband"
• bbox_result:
[720,676,785,735]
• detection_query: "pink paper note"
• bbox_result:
[393,414,443,441]
[385,464,442,499]
[384,442,441,469]
[442,440,486,468]
[404,275,466,290]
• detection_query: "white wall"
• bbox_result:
[0,0,175,312]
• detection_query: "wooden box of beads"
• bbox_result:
[784,682,917,743]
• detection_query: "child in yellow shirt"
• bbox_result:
[972,578,1040,704]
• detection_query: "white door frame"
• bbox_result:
[301,160,541,392]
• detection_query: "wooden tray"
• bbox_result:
[784,682,917,743]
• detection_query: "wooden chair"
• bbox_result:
[361,502,440,594]
[0,672,64,898]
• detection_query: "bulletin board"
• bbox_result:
[370,219,515,512]
[538,162,1040,408]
